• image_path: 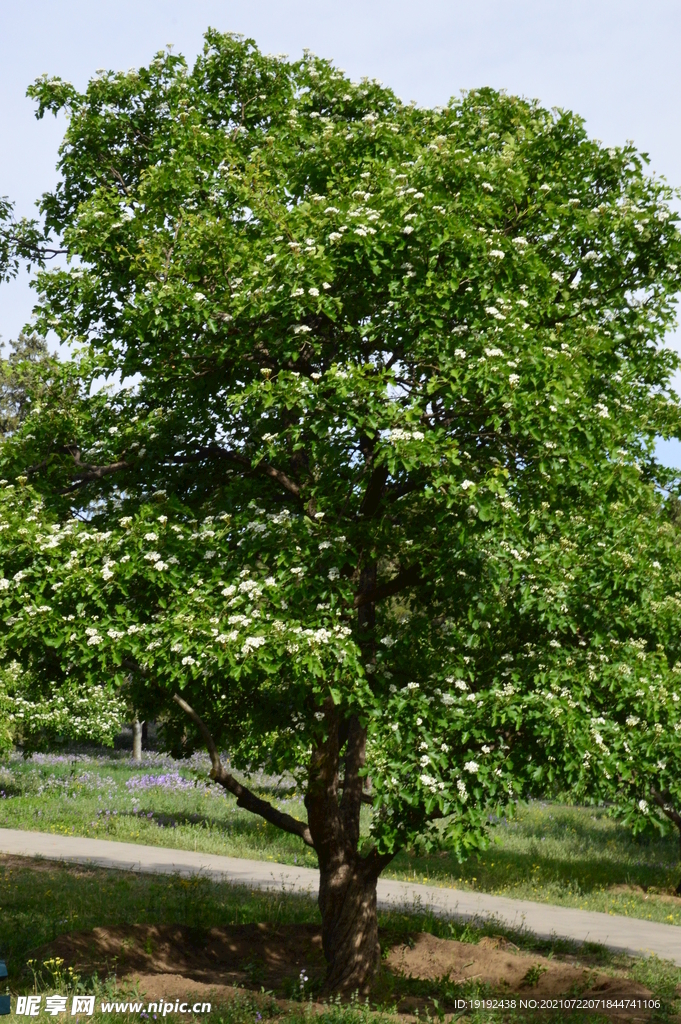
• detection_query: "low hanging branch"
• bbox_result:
[172,693,314,847]
[354,564,421,608]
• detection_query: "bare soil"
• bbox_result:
[383,933,651,1008]
[40,924,655,1017]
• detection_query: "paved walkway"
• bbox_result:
[2,827,681,965]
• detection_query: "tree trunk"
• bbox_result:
[318,857,380,994]
[649,790,681,894]
[132,719,143,762]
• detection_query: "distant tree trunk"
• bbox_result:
[142,720,148,749]
[650,789,681,893]
[132,719,143,762]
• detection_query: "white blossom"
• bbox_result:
[242,636,266,655]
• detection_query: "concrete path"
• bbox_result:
[2,827,681,965]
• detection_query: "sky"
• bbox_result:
[1,0,680,460]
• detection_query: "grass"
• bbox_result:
[388,802,681,924]
[2,750,681,926]
[0,857,680,1023]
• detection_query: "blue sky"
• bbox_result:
[1,0,680,462]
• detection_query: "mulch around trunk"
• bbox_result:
[39,923,655,1018]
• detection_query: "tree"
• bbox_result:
[0,333,52,437]
[0,335,125,752]
[1,31,681,990]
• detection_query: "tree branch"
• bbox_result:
[354,564,421,608]
[30,440,301,502]
[650,788,681,829]
[62,460,131,493]
[361,846,398,880]
[359,465,388,518]
[172,693,314,847]
[172,445,301,499]
[340,715,367,847]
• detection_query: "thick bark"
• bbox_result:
[305,691,393,993]
[318,858,380,994]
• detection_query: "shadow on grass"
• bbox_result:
[118,806,316,855]
[388,807,681,897]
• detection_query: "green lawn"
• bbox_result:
[2,751,681,926]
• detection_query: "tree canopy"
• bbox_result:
[1,30,681,990]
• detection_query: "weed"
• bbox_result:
[520,963,548,987]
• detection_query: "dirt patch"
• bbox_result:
[42,923,326,996]
[39,924,654,1017]
[609,884,681,905]
[0,855,96,875]
[384,932,652,1005]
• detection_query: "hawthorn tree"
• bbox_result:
[0,336,125,751]
[1,31,681,990]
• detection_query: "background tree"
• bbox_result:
[0,335,124,751]
[0,32,681,990]
[0,332,52,438]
